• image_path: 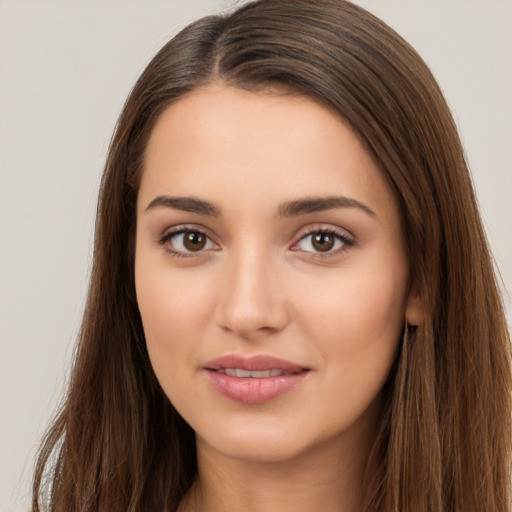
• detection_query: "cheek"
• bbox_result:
[297,264,406,339]
[293,259,407,398]
[135,254,218,393]
[135,237,215,336]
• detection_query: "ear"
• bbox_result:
[405,283,424,327]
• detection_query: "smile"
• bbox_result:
[215,368,294,378]
[204,354,309,404]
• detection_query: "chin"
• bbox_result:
[195,416,337,465]
[209,435,309,464]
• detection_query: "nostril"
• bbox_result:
[213,261,289,336]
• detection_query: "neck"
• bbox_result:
[179,428,374,512]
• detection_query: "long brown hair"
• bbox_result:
[32,1,512,510]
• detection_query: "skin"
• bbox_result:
[135,85,423,512]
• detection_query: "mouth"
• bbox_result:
[204,354,310,404]
[205,353,308,373]
[214,368,297,378]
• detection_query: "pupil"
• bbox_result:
[184,231,206,251]
[312,233,334,252]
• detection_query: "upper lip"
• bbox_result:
[204,354,308,373]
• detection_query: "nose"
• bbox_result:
[214,247,289,339]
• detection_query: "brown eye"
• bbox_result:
[311,232,335,252]
[183,231,207,251]
[160,229,216,255]
[295,229,351,255]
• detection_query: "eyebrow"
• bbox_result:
[144,195,376,218]
[277,196,376,218]
[145,196,221,216]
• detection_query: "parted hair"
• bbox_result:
[32,1,512,511]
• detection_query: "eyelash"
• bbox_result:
[158,226,217,259]
[158,226,354,259]
[292,228,354,258]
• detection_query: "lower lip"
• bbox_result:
[205,370,308,404]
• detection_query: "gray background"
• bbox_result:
[1,1,510,510]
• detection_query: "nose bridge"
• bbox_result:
[215,239,287,337]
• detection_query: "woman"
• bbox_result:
[32,0,512,511]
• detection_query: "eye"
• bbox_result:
[294,229,352,254]
[159,228,217,256]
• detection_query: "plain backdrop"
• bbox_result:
[1,1,511,510]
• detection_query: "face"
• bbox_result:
[135,85,419,464]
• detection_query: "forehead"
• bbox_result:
[140,85,397,223]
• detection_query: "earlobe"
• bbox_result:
[405,285,424,327]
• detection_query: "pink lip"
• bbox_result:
[205,354,306,373]
[204,354,309,404]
